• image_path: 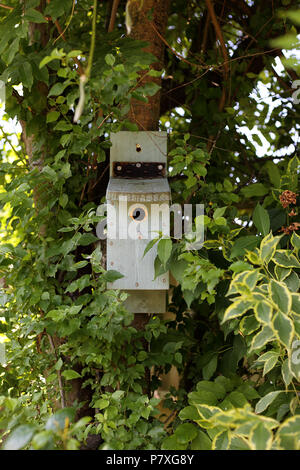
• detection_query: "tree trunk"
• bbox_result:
[127,0,170,130]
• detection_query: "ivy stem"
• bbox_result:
[73,0,97,122]
[0,126,25,163]
[85,0,98,80]
[47,334,66,408]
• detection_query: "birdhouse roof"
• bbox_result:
[106,178,170,202]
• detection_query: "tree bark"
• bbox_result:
[127,0,170,130]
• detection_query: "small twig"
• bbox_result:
[90,164,109,190]
[108,0,120,33]
[148,19,200,69]
[272,66,293,91]
[97,111,113,129]
[0,127,26,163]
[162,69,211,97]
[47,334,66,408]
[0,3,13,10]
[163,409,177,427]
[53,0,76,45]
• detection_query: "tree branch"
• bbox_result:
[0,3,13,10]
[205,0,229,76]
[108,0,120,33]
[205,0,229,111]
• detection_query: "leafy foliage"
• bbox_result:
[0,0,299,451]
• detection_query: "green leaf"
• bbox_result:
[282,358,293,386]
[291,294,300,314]
[269,280,291,314]
[265,161,280,188]
[229,261,253,273]
[275,265,291,282]
[244,269,261,290]
[59,193,68,208]
[104,270,124,282]
[139,81,161,97]
[254,301,272,325]
[270,33,298,49]
[31,431,53,450]
[253,204,270,236]
[284,272,300,293]
[6,38,20,65]
[213,207,227,219]
[272,311,294,349]
[212,430,231,450]
[291,232,300,251]
[190,430,211,450]
[240,314,260,335]
[170,258,188,283]
[65,274,90,293]
[24,8,47,23]
[214,216,226,226]
[105,54,115,66]
[231,236,260,259]
[277,415,300,450]
[111,390,125,400]
[3,424,36,450]
[251,326,275,351]
[255,391,284,414]
[161,435,186,450]
[157,238,172,266]
[263,353,279,375]
[46,111,60,123]
[188,390,218,406]
[241,183,268,198]
[273,251,300,269]
[249,422,273,450]
[94,399,109,410]
[179,406,200,421]
[54,357,63,371]
[222,299,253,323]
[45,408,75,431]
[78,233,98,246]
[227,391,248,407]
[46,309,66,322]
[19,61,33,89]
[143,237,158,258]
[62,369,81,380]
[202,355,218,380]
[174,423,198,444]
[260,234,281,263]
[236,383,260,400]
[196,381,226,400]
[48,83,66,97]
[283,10,300,25]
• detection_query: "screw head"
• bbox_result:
[136,162,141,168]
[117,165,122,171]
[158,164,163,170]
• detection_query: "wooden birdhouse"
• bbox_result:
[106,131,170,313]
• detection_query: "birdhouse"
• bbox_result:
[106,131,170,313]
